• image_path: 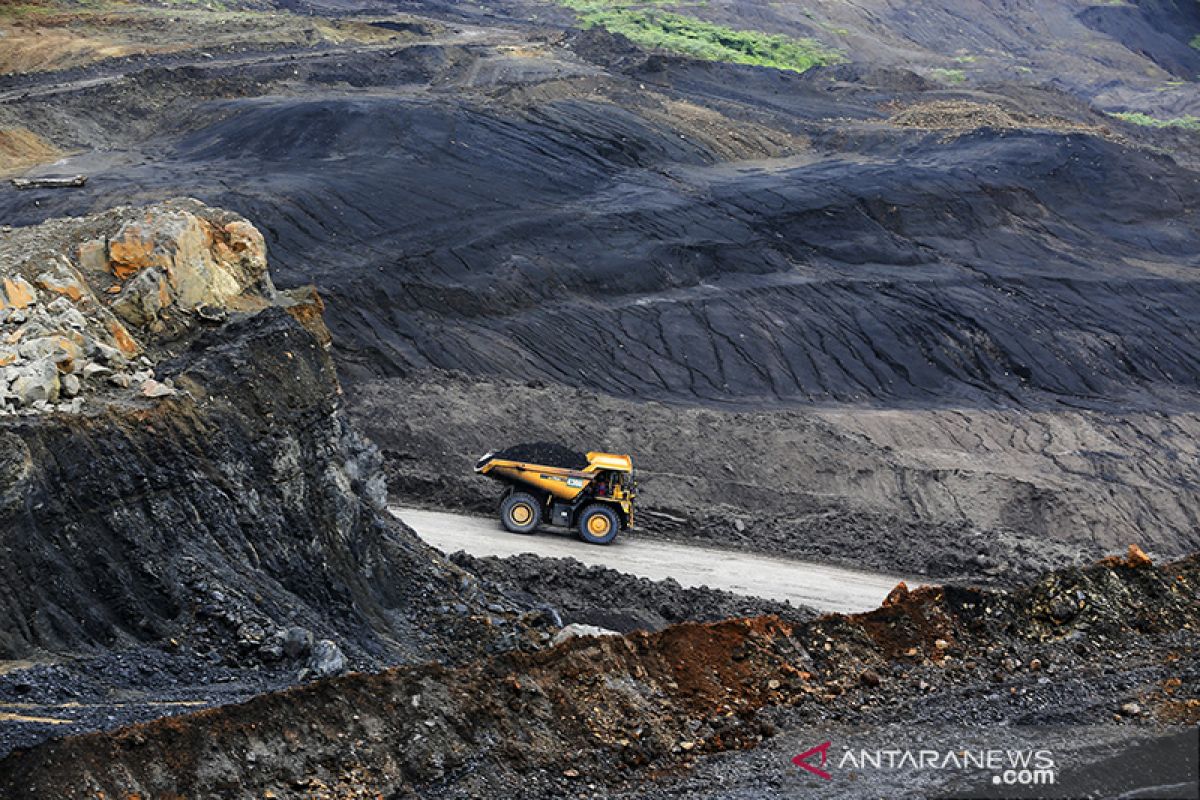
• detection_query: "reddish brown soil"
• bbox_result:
[3,554,1197,799]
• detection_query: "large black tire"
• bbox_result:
[500,491,541,534]
[577,503,620,545]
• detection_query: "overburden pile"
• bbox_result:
[2,549,1196,798]
[491,442,590,470]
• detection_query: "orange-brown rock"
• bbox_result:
[1101,543,1155,569]
[282,286,332,348]
[108,321,140,356]
[1126,544,1152,568]
[35,271,85,302]
[107,214,168,280]
[3,276,36,309]
[105,206,272,328]
[882,582,910,607]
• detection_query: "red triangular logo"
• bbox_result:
[792,741,833,780]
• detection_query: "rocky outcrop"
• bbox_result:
[0,198,281,415]
[0,201,526,668]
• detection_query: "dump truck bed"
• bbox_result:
[475,451,633,503]
[475,457,595,502]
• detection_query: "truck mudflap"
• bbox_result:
[550,502,572,528]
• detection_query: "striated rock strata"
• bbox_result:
[0,200,524,667]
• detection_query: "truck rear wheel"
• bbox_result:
[577,504,619,545]
[500,492,541,534]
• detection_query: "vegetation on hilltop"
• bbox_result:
[556,0,844,73]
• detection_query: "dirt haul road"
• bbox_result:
[390,507,917,614]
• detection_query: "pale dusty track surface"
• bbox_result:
[390,506,917,614]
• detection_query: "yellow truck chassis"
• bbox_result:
[474,451,635,545]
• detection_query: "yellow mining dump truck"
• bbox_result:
[474,444,635,544]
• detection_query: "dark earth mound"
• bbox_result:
[2,26,1198,411]
[449,551,813,633]
[491,442,589,470]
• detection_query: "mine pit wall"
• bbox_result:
[0,307,392,660]
[0,200,508,668]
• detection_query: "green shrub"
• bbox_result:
[930,68,967,84]
[557,0,844,73]
[1111,111,1200,130]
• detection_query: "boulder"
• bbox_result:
[282,626,314,660]
[8,359,60,406]
[82,362,112,379]
[77,238,108,274]
[35,260,86,303]
[110,268,172,327]
[2,276,36,309]
[45,296,87,330]
[89,340,125,364]
[306,640,347,679]
[140,379,176,398]
[105,207,272,325]
[550,623,620,647]
[18,336,81,373]
[60,373,81,398]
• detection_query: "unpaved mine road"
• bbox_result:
[390,507,917,614]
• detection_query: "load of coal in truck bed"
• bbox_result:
[493,442,589,470]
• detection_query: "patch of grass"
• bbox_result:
[930,67,967,84]
[557,0,844,73]
[1191,34,1200,51]
[1110,111,1200,130]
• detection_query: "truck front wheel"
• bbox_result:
[577,504,619,545]
[500,492,541,534]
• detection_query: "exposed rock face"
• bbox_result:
[0,201,525,669]
[0,198,278,415]
[103,208,270,324]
